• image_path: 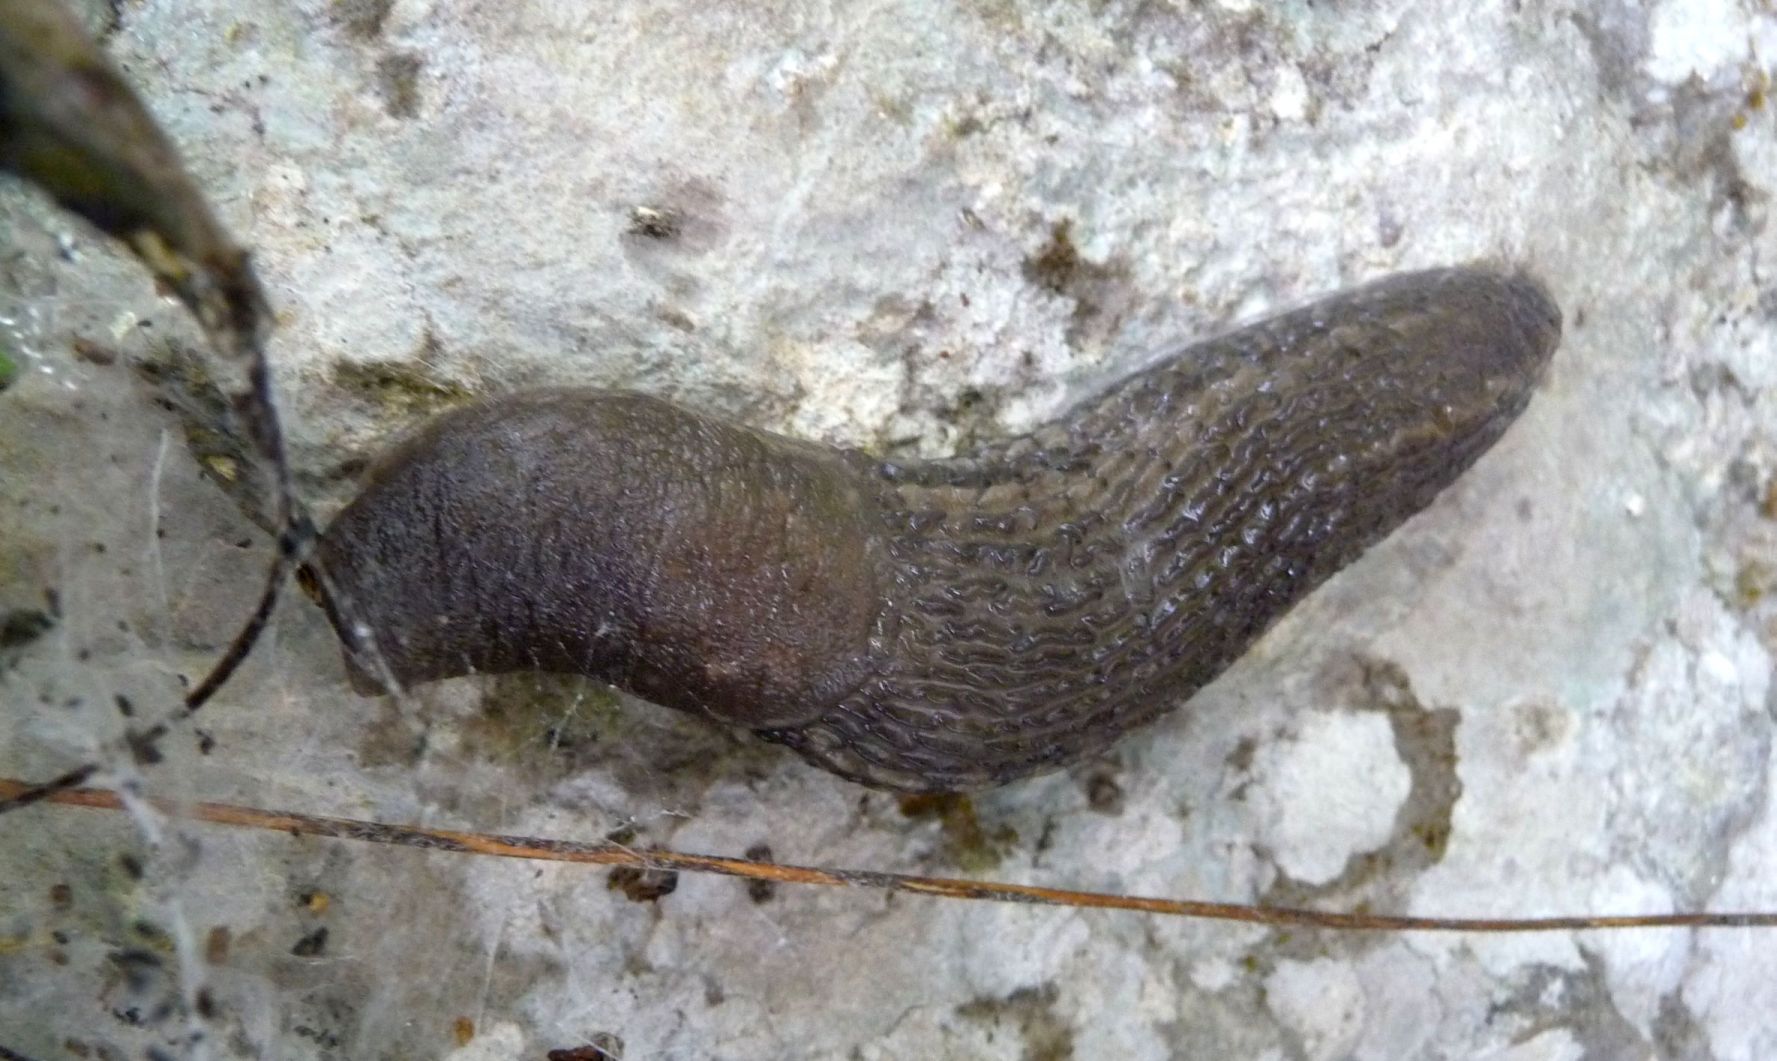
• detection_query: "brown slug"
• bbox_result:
[307,266,1560,792]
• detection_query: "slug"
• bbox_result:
[306,266,1560,792]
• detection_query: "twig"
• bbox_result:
[4,778,1774,932]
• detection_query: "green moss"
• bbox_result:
[334,354,469,416]
[1735,559,1773,608]
[0,346,17,391]
[1412,819,1453,859]
[898,793,1018,872]
[464,674,628,766]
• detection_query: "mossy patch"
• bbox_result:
[0,346,17,392]
[461,674,628,768]
[898,793,1018,872]
[333,355,470,418]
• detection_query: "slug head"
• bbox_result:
[1347,267,1560,424]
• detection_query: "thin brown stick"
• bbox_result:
[3,778,1773,932]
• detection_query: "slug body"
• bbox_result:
[311,267,1560,791]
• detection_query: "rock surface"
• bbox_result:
[2,0,1776,1057]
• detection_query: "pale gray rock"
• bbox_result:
[2,0,1776,1057]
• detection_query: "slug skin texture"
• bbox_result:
[310,266,1560,792]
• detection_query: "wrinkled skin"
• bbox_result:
[312,266,1560,792]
